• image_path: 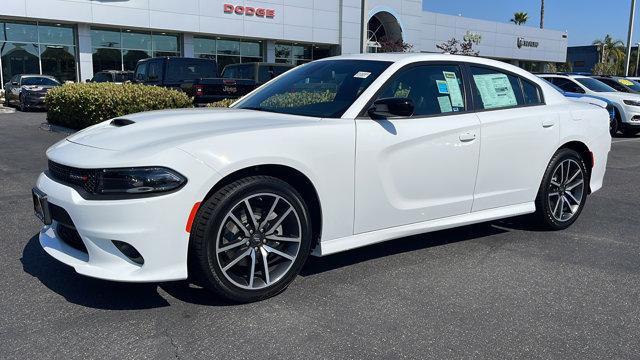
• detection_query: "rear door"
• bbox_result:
[354,63,481,233]
[471,66,559,211]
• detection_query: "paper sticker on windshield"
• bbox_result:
[436,80,449,94]
[443,71,464,108]
[354,71,371,79]
[438,96,453,113]
[619,79,635,86]
[473,73,518,109]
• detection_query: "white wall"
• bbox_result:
[419,12,568,62]
[1,0,342,44]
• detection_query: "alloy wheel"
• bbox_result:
[547,159,585,222]
[215,193,302,290]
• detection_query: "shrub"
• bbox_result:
[207,98,236,108]
[261,90,335,108]
[46,82,193,129]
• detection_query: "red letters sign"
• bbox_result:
[224,4,275,18]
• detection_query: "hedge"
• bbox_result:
[46,83,193,129]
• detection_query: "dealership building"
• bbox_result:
[0,0,568,88]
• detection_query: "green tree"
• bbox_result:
[510,12,529,25]
[593,35,625,64]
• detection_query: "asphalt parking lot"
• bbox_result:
[1,111,640,359]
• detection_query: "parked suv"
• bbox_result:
[540,74,640,136]
[3,74,61,111]
[592,76,640,94]
[91,70,134,84]
[133,57,219,105]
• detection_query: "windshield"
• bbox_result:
[22,77,60,86]
[575,77,616,92]
[622,79,640,92]
[233,60,392,118]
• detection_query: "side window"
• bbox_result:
[135,62,148,82]
[470,66,523,110]
[600,78,628,92]
[147,60,163,83]
[551,78,584,94]
[521,78,543,105]
[375,64,466,116]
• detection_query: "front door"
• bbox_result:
[354,63,481,234]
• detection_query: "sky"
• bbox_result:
[423,0,639,46]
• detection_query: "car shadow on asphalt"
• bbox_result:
[21,235,236,309]
[300,221,510,277]
[21,221,518,309]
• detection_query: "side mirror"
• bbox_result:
[368,97,415,118]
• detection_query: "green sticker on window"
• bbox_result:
[438,96,453,113]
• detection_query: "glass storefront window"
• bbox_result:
[38,24,74,46]
[2,42,40,80]
[240,42,260,57]
[122,30,152,51]
[276,42,333,65]
[92,48,122,74]
[1,20,78,87]
[275,44,291,61]
[40,45,76,81]
[153,33,179,52]
[4,22,38,43]
[218,39,240,55]
[91,27,180,72]
[91,28,120,48]
[123,49,151,71]
[194,37,263,73]
[195,37,216,55]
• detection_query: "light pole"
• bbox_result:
[624,0,637,76]
[636,42,640,76]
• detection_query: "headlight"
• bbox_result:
[623,99,640,106]
[94,167,186,196]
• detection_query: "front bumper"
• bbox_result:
[620,105,640,127]
[35,146,222,282]
[22,94,47,108]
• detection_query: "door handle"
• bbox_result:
[542,119,556,128]
[459,132,477,142]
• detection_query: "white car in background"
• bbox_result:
[33,54,611,302]
[540,74,640,136]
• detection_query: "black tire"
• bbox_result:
[534,148,588,230]
[19,95,27,112]
[621,128,639,137]
[610,111,620,136]
[189,176,312,303]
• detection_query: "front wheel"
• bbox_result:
[19,95,27,112]
[609,111,619,136]
[189,176,312,303]
[534,148,588,230]
[621,128,639,137]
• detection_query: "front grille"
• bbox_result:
[57,224,88,253]
[48,161,98,194]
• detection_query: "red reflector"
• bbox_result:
[195,85,204,95]
[186,202,201,233]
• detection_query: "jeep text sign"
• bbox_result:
[224,4,275,18]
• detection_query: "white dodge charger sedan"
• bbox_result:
[33,54,611,302]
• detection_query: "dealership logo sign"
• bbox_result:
[517,37,539,48]
[463,31,482,45]
[224,4,275,18]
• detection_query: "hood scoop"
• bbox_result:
[111,118,135,127]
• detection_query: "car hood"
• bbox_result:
[65,108,320,152]
[22,85,57,93]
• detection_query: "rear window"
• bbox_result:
[165,58,218,83]
[258,65,292,83]
[223,64,254,80]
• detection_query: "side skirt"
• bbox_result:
[312,202,535,257]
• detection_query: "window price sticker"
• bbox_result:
[354,71,371,79]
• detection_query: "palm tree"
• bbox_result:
[540,0,545,28]
[510,12,529,25]
[593,35,626,63]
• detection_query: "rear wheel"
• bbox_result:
[190,176,312,303]
[534,148,588,230]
